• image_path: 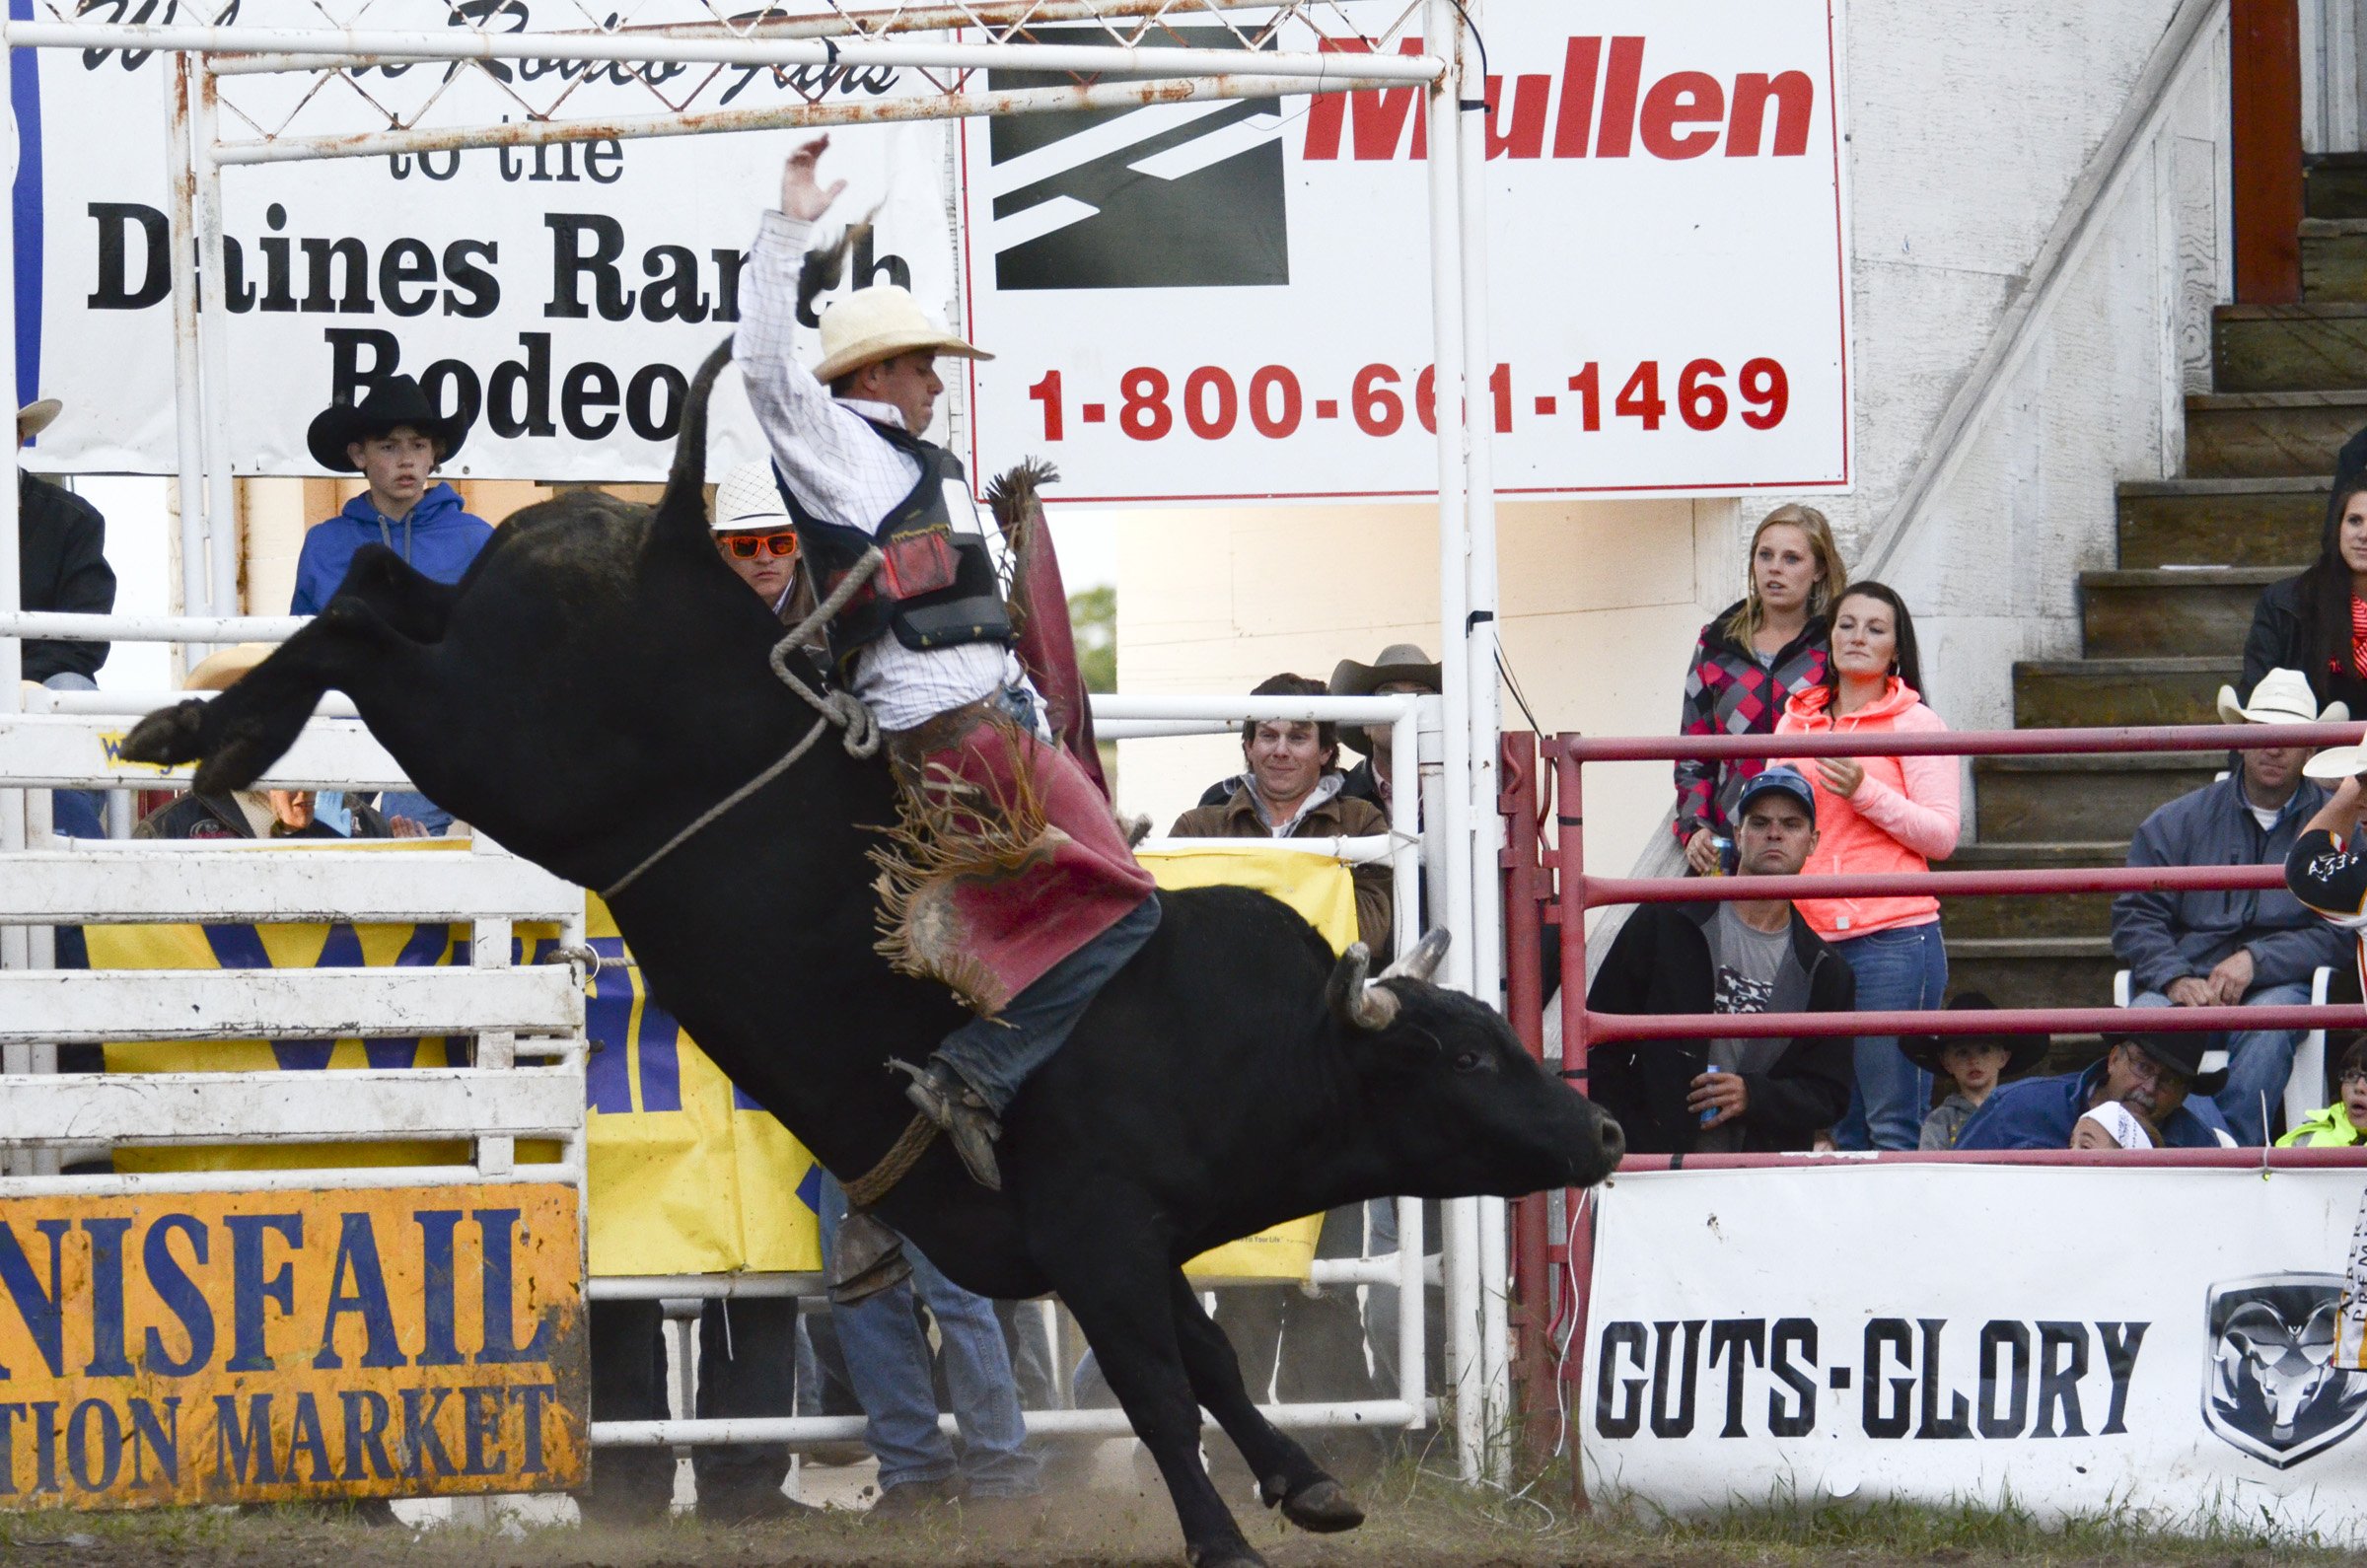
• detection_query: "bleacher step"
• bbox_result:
[2115,476,2325,569]
[2303,218,2367,302]
[2214,303,2367,392]
[1971,754,2224,843]
[2079,566,2285,658]
[2011,657,2237,729]
[2307,152,2367,222]
[1938,841,2123,942]
[2184,389,2367,478]
[1944,936,2116,1013]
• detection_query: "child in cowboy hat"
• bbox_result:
[1905,991,2048,1150]
[291,375,489,617]
[293,376,491,834]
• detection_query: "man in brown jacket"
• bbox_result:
[1167,672,1393,1478]
[1168,673,1394,955]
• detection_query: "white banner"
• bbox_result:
[1581,1165,2367,1538]
[958,0,1851,503]
[17,0,956,480]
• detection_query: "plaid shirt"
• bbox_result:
[1674,606,1829,845]
[740,210,1020,732]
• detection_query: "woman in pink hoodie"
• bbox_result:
[1777,582,1960,1150]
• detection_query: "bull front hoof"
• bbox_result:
[116,701,209,768]
[1185,1545,1267,1568]
[1278,1477,1364,1533]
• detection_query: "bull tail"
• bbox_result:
[656,335,736,547]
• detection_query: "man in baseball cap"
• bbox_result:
[1957,1028,2234,1150]
[1586,759,1853,1154]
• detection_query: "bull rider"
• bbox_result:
[739,134,1160,1195]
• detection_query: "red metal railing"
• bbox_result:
[1494,719,2367,1501]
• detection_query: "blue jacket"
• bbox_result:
[290,483,492,614]
[1954,1060,2233,1150]
[2109,771,2349,996]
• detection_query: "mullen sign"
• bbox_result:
[1303,36,1815,162]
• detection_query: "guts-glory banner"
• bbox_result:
[958,1,1850,502]
[1582,1166,2367,1535]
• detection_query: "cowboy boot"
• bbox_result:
[894,1058,1003,1190]
[828,1210,912,1306]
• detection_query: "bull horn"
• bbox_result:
[1380,928,1451,985]
[1327,943,1400,1032]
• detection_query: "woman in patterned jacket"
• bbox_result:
[1676,504,1847,875]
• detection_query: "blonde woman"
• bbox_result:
[1677,504,1847,875]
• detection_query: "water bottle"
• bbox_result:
[1699,1065,1723,1126]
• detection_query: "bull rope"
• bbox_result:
[602,547,886,901]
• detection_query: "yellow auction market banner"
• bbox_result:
[89,839,1358,1284]
[0,1182,585,1508]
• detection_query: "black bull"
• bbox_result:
[121,342,1621,1567]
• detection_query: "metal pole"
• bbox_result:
[1551,737,1594,1515]
[1452,0,1510,1483]
[194,60,239,620]
[0,31,26,1179]
[164,56,209,630]
[1388,698,1426,1434]
[1421,0,1482,1485]
[1,22,1444,80]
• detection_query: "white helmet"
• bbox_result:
[713,460,791,534]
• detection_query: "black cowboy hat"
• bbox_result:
[305,376,466,472]
[2102,1029,2232,1097]
[1901,990,2049,1078]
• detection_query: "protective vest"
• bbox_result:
[777,418,1011,675]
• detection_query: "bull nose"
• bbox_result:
[1596,1112,1624,1169]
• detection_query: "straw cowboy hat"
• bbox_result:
[813,285,990,385]
[2217,667,2347,727]
[16,399,60,443]
[304,376,467,472]
[1329,642,1443,756]
[712,460,792,534]
[183,643,274,693]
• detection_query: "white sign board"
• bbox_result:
[1582,1165,2367,1538]
[14,0,955,480]
[958,1,1851,502]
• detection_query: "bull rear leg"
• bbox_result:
[119,586,442,795]
[1050,1252,1266,1568]
[1168,1273,1363,1533]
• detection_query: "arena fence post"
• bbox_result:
[1549,734,1595,1513]
[1498,731,1559,1470]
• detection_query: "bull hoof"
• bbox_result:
[1185,1546,1267,1568]
[116,701,209,768]
[1277,1477,1364,1533]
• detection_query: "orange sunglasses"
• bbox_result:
[718,531,799,560]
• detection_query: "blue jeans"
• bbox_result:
[1830,921,1948,1151]
[39,673,106,836]
[2130,980,2310,1146]
[816,1174,1040,1498]
[937,894,1162,1113]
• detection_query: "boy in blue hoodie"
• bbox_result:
[292,375,490,614]
[295,376,491,830]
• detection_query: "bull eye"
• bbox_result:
[1453,1048,1486,1074]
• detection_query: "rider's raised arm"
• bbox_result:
[736,139,894,521]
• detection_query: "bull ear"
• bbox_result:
[1380,928,1451,985]
[1327,943,1400,1032]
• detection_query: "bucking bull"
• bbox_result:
[120,341,1623,1568]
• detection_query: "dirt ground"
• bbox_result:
[1,1458,2353,1568]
